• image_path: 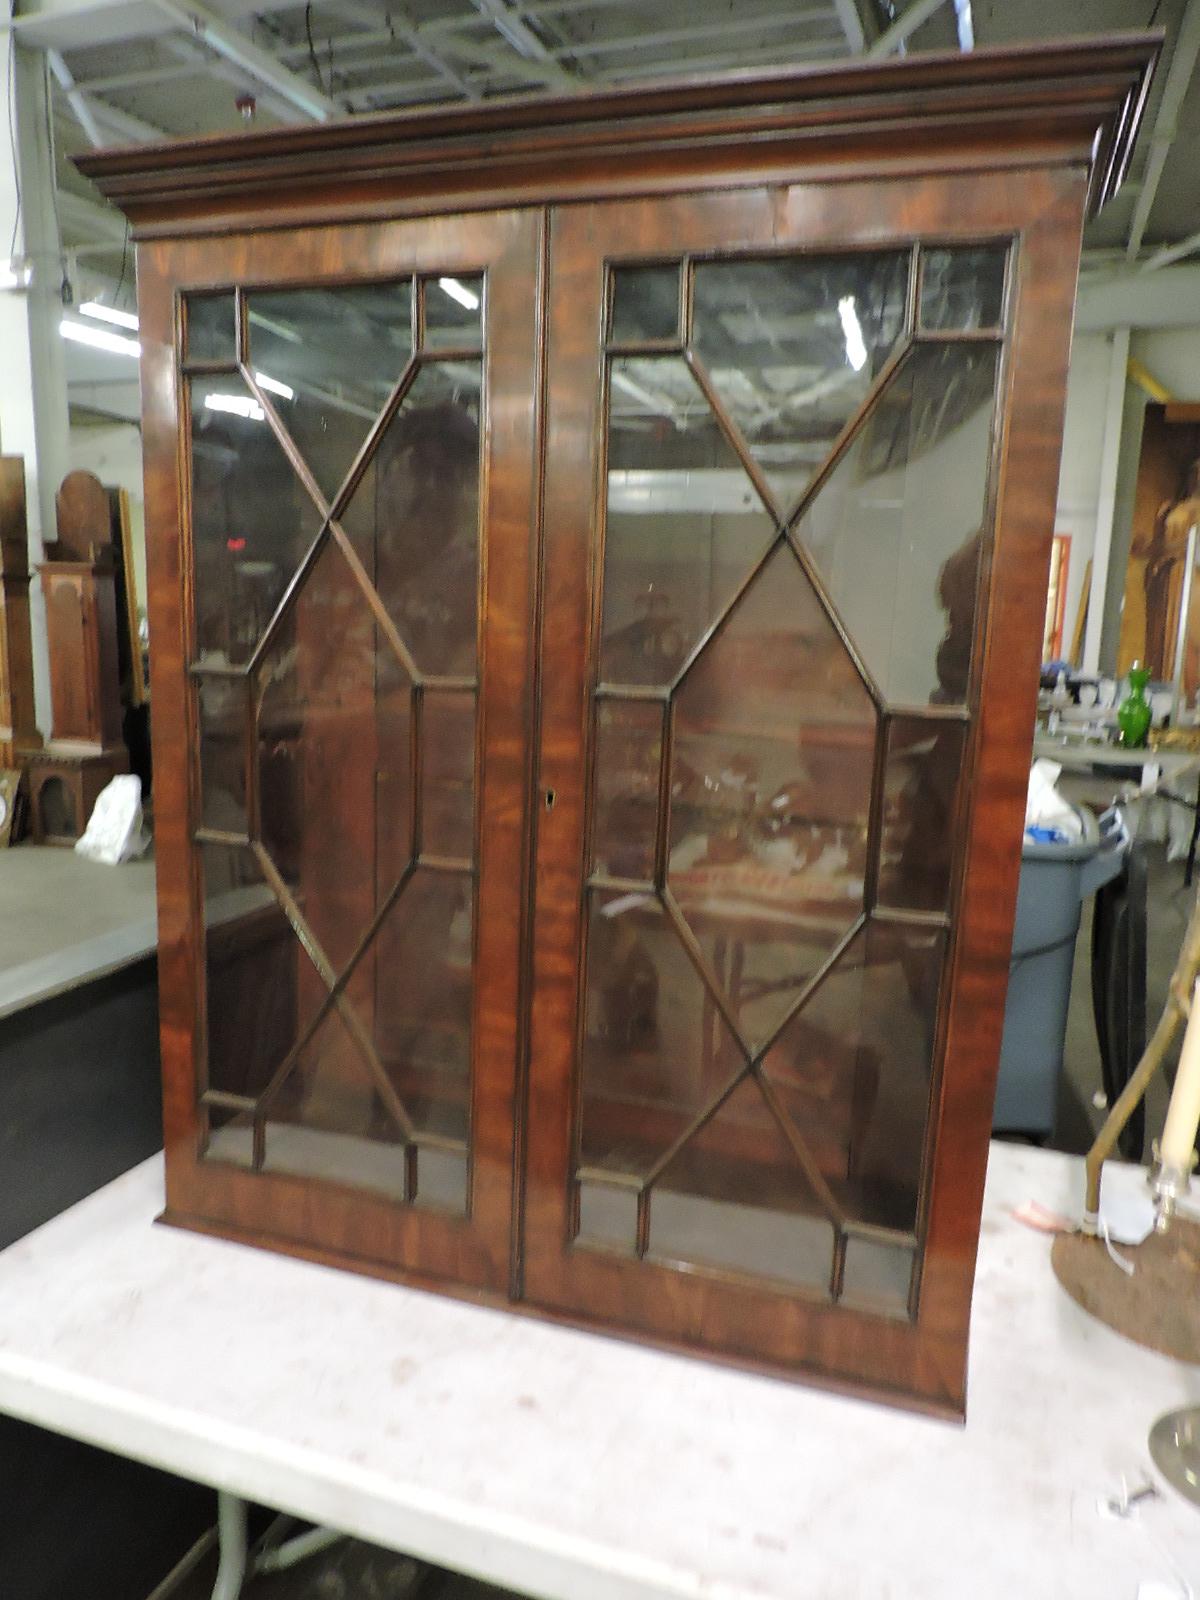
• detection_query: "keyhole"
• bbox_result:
[545,788,556,811]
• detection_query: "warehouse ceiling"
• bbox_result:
[7,0,1199,301]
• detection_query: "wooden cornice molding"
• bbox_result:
[77,34,1159,237]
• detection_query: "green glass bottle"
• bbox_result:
[1117,662,1152,749]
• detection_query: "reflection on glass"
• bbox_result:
[762,918,944,1230]
[189,375,324,667]
[373,867,474,1145]
[341,362,481,676]
[878,717,966,912]
[648,1075,835,1291]
[578,888,743,1177]
[196,297,485,1203]
[841,1234,914,1313]
[201,841,295,1107]
[610,265,680,343]
[794,342,998,706]
[424,274,483,348]
[602,356,775,687]
[669,543,874,1051]
[256,535,410,978]
[577,1180,639,1251]
[693,252,909,512]
[248,282,413,504]
[264,1006,406,1161]
[186,293,236,363]
[197,675,247,834]
[423,690,475,860]
[592,699,661,882]
[919,247,1007,332]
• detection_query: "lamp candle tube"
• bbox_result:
[1162,979,1200,1171]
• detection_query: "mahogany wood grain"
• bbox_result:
[83,39,1155,1414]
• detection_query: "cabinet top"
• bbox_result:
[77,34,1159,236]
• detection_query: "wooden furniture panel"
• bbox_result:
[78,38,1156,1413]
[131,208,544,1293]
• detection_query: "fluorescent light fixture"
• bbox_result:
[79,300,140,331]
[60,317,141,358]
[953,0,974,51]
[837,296,867,373]
[254,370,295,401]
[0,258,32,291]
[438,276,479,311]
[204,392,265,422]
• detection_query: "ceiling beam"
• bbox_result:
[57,187,128,244]
[1141,226,1200,275]
[47,47,104,146]
[468,0,578,89]
[158,34,307,125]
[866,0,950,59]
[1126,0,1200,259]
[84,95,167,142]
[325,0,480,100]
[831,0,876,53]
[149,0,341,121]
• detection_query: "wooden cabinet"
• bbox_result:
[81,36,1155,1414]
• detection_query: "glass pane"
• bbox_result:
[423,690,475,861]
[592,699,661,882]
[415,1147,467,1215]
[841,1234,914,1314]
[189,374,324,668]
[262,1005,408,1178]
[374,867,474,1145]
[648,1074,835,1292]
[201,842,298,1105]
[578,887,744,1178]
[197,674,247,834]
[341,361,481,677]
[668,543,875,1053]
[424,275,482,348]
[602,355,775,687]
[919,247,1006,332]
[577,1180,639,1252]
[256,535,412,985]
[692,252,909,513]
[761,918,944,1231]
[186,293,236,363]
[611,264,680,343]
[878,717,967,913]
[248,283,413,505]
[794,342,998,706]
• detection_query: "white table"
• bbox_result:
[0,1144,1197,1599]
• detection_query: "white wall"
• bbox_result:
[1052,331,1113,660]
[67,421,148,623]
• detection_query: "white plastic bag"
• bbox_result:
[1025,757,1083,843]
[75,774,150,865]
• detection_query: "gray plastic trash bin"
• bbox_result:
[992,805,1128,1137]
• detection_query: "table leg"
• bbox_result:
[211,1492,247,1600]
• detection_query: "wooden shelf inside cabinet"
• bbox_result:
[78,35,1158,1415]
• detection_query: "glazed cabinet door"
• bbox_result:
[140,211,542,1290]
[525,172,1085,1410]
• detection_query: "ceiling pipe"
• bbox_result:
[46,49,105,147]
